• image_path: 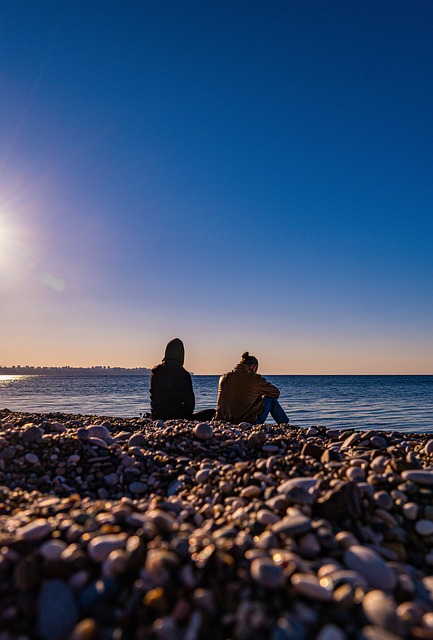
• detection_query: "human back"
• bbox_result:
[215,351,282,424]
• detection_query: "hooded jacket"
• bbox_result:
[150,338,195,420]
[214,362,279,424]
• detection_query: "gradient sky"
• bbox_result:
[0,1,432,374]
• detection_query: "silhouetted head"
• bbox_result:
[240,351,258,371]
[163,338,185,366]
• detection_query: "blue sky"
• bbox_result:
[0,1,432,373]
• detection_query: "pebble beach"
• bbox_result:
[1,409,433,640]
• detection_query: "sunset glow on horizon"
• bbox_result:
[0,2,432,375]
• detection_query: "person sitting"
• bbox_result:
[214,351,289,425]
[150,338,214,421]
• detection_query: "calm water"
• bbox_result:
[0,374,432,433]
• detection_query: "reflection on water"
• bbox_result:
[0,375,27,385]
[0,374,432,433]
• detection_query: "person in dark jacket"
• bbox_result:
[215,351,289,425]
[150,338,214,421]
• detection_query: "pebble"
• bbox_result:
[250,557,286,589]
[17,518,52,541]
[415,520,433,536]
[37,579,79,639]
[193,422,213,441]
[291,573,332,601]
[271,513,312,536]
[0,409,433,640]
[401,470,433,486]
[344,545,397,590]
[87,534,126,562]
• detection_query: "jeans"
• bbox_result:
[256,396,289,424]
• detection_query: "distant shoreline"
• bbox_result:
[0,366,150,376]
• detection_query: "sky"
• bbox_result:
[0,1,432,375]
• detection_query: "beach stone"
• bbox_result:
[51,421,67,433]
[256,509,280,525]
[315,624,347,640]
[291,573,332,601]
[362,590,403,634]
[240,484,262,499]
[315,482,361,520]
[37,579,79,639]
[424,440,433,456]
[129,481,147,494]
[370,436,387,449]
[278,477,318,495]
[69,618,98,640]
[87,534,126,562]
[346,466,365,481]
[39,539,68,561]
[147,509,177,533]
[17,518,52,541]
[21,424,43,443]
[271,513,312,536]
[415,520,433,536]
[87,424,111,440]
[344,545,396,590]
[401,470,433,486]
[88,436,108,449]
[250,557,285,589]
[104,473,119,486]
[128,433,146,447]
[25,452,40,464]
[193,422,213,441]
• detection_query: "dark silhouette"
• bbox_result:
[150,338,214,421]
[215,351,289,424]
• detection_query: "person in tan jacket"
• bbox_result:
[215,351,289,425]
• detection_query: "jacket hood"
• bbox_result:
[163,338,185,366]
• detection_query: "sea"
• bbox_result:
[1,374,432,433]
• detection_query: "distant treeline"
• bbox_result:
[0,366,150,376]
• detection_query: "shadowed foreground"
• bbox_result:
[0,409,433,640]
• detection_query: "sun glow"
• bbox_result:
[0,204,30,289]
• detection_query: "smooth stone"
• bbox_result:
[88,436,108,449]
[250,557,285,589]
[315,624,347,640]
[424,440,433,456]
[415,520,433,536]
[69,618,98,640]
[346,466,365,481]
[51,422,67,433]
[21,425,43,443]
[291,573,332,601]
[87,425,111,441]
[195,469,211,483]
[37,579,79,640]
[87,535,126,563]
[17,518,52,541]
[271,513,312,536]
[128,433,146,447]
[362,590,402,635]
[193,423,213,441]
[278,478,318,494]
[370,436,387,449]
[256,509,280,525]
[129,481,147,494]
[25,453,40,464]
[104,473,119,486]
[147,509,177,533]
[401,470,433,486]
[39,540,68,561]
[240,485,262,499]
[344,545,396,591]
